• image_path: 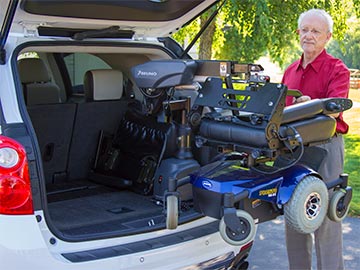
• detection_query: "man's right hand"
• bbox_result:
[295,95,311,103]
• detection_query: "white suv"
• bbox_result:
[0,0,253,269]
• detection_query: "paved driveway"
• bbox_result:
[247,216,360,269]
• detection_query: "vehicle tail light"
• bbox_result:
[0,135,33,215]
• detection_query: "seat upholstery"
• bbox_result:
[67,69,128,180]
[19,58,74,185]
[17,58,61,105]
[83,69,124,101]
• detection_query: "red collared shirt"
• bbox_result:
[282,49,350,134]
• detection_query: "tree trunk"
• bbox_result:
[199,12,216,59]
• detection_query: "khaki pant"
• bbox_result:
[285,135,345,270]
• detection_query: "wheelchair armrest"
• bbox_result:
[280,115,336,145]
[282,98,352,124]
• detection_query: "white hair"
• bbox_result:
[298,9,334,33]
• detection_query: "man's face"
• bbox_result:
[297,14,332,56]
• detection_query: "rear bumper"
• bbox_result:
[0,214,245,270]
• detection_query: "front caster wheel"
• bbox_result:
[328,189,350,222]
[166,195,178,229]
[219,210,256,246]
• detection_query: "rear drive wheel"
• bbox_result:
[219,210,256,246]
[284,175,328,234]
[328,189,350,222]
[166,195,178,229]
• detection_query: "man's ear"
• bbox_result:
[296,29,300,35]
[326,32,332,42]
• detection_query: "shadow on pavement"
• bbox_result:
[247,216,360,270]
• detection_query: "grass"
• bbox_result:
[344,134,360,216]
[344,89,360,216]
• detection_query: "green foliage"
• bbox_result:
[354,0,360,16]
[172,19,200,48]
[344,134,360,216]
[327,17,360,69]
[214,0,270,62]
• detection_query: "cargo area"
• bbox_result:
[17,44,204,240]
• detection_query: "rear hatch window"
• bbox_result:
[21,0,207,21]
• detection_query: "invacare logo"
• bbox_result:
[202,180,213,189]
[137,70,158,76]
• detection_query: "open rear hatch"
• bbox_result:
[2,0,218,40]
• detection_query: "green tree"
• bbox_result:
[173,0,356,68]
[327,17,360,69]
[215,0,270,62]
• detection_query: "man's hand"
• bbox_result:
[294,95,311,103]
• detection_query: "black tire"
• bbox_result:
[284,175,328,234]
[219,210,256,246]
[328,189,350,222]
[166,195,178,230]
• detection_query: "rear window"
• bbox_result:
[63,53,111,94]
[21,0,205,21]
[0,1,7,28]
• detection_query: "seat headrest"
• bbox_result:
[84,69,123,101]
[18,58,51,84]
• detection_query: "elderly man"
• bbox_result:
[282,9,350,270]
